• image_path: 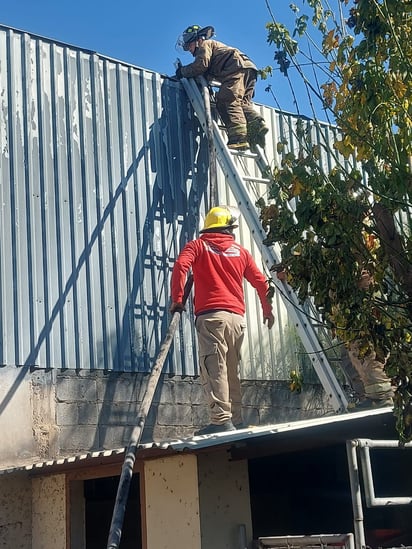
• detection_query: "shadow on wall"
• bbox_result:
[93,78,211,448]
[0,71,209,452]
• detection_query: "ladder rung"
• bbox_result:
[243,175,272,184]
[229,149,258,159]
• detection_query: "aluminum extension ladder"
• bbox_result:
[180,75,349,413]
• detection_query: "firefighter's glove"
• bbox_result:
[276,270,287,282]
[175,66,183,80]
[263,313,275,330]
[170,301,186,314]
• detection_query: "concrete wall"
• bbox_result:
[0,473,32,549]
[142,451,254,549]
[198,451,253,549]
[0,366,330,469]
[0,366,37,464]
[0,473,67,549]
[142,454,201,549]
[32,474,67,549]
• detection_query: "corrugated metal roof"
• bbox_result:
[0,23,344,383]
[1,23,197,373]
[0,407,395,476]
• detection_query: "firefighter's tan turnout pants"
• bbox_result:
[346,339,394,401]
[216,69,263,142]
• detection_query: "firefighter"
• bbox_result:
[344,340,393,409]
[344,271,394,409]
[170,206,275,435]
[278,268,394,410]
[175,24,268,151]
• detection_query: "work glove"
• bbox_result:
[175,66,183,80]
[276,270,287,282]
[263,313,275,330]
[170,301,186,314]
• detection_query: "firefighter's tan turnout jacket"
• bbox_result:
[180,39,257,81]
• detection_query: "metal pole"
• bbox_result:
[346,440,366,549]
[106,276,193,549]
[356,438,412,507]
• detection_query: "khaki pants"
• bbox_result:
[195,311,246,425]
[340,345,365,398]
[347,340,394,400]
[216,69,262,138]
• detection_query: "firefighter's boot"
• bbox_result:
[226,125,249,151]
[247,117,269,148]
[353,380,394,410]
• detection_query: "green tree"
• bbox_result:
[259,0,412,442]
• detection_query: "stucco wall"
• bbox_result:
[142,454,201,549]
[198,451,253,549]
[0,473,32,549]
[32,474,67,549]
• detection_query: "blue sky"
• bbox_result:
[0,0,321,116]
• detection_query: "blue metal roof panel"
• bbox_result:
[0,23,341,383]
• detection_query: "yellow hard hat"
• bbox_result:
[200,205,240,232]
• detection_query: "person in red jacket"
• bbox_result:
[170,206,275,435]
[175,24,268,150]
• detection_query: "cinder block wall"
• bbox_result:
[52,371,330,453]
[0,366,330,468]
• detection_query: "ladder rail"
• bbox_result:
[181,76,348,412]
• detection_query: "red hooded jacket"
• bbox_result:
[171,232,272,317]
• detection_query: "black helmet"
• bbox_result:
[176,25,215,51]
